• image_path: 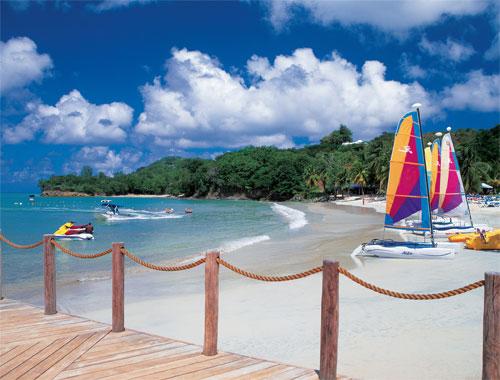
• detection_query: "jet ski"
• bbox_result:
[101,200,120,215]
[53,222,94,240]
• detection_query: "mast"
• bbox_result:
[414,104,435,246]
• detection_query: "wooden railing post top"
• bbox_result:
[485,272,500,278]
[112,242,125,248]
[206,251,220,259]
[43,234,54,240]
[322,259,339,267]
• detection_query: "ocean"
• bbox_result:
[0,193,311,288]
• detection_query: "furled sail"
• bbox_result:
[384,111,431,231]
[430,139,441,211]
[438,133,471,221]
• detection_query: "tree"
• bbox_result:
[80,166,93,178]
[459,145,491,193]
[320,125,352,149]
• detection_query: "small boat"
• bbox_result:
[185,208,193,214]
[353,240,454,259]
[464,229,500,251]
[53,222,94,240]
[28,194,35,201]
[165,208,174,214]
[352,106,455,259]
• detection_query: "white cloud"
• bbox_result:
[441,71,499,112]
[0,36,53,93]
[264,0,488,32]
[3,90,133,144]
[419,36,475,62]
[90,0,154,12]
[64,146,142,175]
[400,54,426,79]
[135,48,436,148]
[484,32,499,60]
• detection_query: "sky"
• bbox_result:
[1,0,499,192]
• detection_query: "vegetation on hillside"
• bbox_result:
[39,125,500,201]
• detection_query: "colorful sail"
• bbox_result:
[438,133,470,221]
[430,139,441,211]
[425,146,432,189]
[384,111,431,231]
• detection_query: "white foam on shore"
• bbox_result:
[219,234,270,253]
[179,234,271,264]
[271,203,308,230]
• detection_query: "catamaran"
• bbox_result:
[352,105,455,259]
[421,128,490,237]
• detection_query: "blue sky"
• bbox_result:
[1,0,499,191]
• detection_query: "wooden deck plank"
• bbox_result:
[136,353,240,380]
[1,337,73,379]
[166,357,259,380]
[0,299,319,380]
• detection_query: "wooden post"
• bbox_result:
[483,272,499,380]
[203,251,220,356]
[320,260,339,380]
[112,242,125,332]
[44,234,56,315]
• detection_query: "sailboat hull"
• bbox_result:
[352,243,455,259]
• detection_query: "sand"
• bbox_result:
[40,201,499,379]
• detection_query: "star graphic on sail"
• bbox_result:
[398,146,413,154]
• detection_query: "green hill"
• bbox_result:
[39,125,500,200]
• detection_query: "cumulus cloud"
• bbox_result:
[400,53,426,79]
[135,48,436,148]
[64,146,142,175]
[0,36,53,93]
[264,0,488,32]
[3,90,133,144]
[89,0,154,12]
[419,36,475,62]
[484,32,499,60]
[441,71,499,112]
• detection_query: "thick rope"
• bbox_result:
[121,247,206,271]
[0,233,43,249]
[338,267,484,300]
[51,239,112,259]
[217,258,323,282]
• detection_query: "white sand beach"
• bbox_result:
[28,201,499,380]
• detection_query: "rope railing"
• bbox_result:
[217,257,323,282]
[337,267,485,300]
[50,239,112,259]
[0,233,43,249]
[120,247,206,271]
[0,231,485,298]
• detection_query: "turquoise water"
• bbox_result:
[0,193,309,285]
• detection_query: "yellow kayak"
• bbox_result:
[448,232,477,243]
[464,229,500,251]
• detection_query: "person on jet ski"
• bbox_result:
[65,223,93,235]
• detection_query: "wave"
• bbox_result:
[97,208,185,221]
[179,234,271,264]
[271,203,308,230]
[219,234,270,253]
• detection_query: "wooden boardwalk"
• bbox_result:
[0,299,319,380]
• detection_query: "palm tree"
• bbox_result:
[352,163,368,203]
[460,145,491,192]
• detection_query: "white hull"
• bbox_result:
[53,233,94,240]
[352,244,455,259]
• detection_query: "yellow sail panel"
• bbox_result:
[385,114,413,214]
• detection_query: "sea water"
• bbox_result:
[0,193,310,289]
